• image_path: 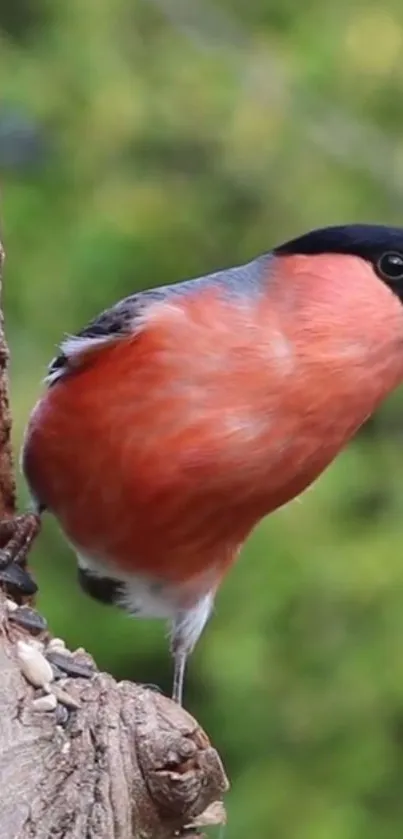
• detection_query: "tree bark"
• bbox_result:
[0,243,17,518]
[0,245,229,839]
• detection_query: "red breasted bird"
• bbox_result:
[15,224,403,704]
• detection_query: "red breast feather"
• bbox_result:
[22,255,403,586]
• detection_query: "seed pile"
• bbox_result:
[6,599,95,725]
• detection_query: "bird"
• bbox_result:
[14,223,403,705]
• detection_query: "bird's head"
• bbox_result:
[265,224,403,398]
[273,223,403,303]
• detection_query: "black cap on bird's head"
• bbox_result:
[274,224,403,301]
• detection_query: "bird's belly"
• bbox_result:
[76,552,179,617]
[24,393,363,587]
[22,331,384,583]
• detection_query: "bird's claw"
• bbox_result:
[0,512,40,598]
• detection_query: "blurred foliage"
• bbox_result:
[3,0,403,837]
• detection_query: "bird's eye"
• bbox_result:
[377,251,403,281]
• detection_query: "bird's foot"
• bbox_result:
[0,512,40,600]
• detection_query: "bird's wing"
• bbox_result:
[46,253,271,385]
[46,289,164,385]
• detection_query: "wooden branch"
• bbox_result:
[0,606,228,838]
[0,246,229,838]
[0,244,16,518]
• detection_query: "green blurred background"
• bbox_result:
[4,0,403,836]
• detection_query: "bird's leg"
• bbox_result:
[0,512,41,599]
[170,592,214,706]
[172,648,188,706]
